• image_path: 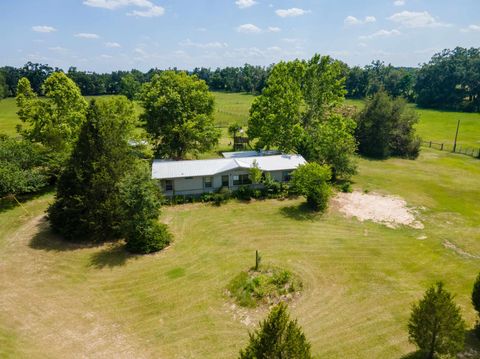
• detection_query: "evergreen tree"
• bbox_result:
[48,98,136,241]
[119,161,171,254]
[472,273,480,337]
[408,282,466,359]
[239,303,312,359]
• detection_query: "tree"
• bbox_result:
[472,273,480,337]
[408,282,466,359]
[0,135,48,198]
[249,160,262,185]
[140,71,220,159]
[239,303,312,359]
[48,97,137,241]
[120,73,141,100]
[248,60,305,152]
[301,114,357,181]
[290,163,332,211]
[119,161,171,254]
[248,55,357,180]
[16,73,88,155]
[356,91,420,159]
[0,71,7,99]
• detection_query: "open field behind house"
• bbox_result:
[1,147,480,358]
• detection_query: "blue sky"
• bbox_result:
[1,0,479,72]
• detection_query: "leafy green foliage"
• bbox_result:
[228,267,302,308]
[120,73,141,100]
[249,160,263,184]
[356,91,420,159]
[239,303,312,359]
[248,54,357,179]
[48,98,137,241]
[140,71,220,159]
[290,163,332,211]
[119,161,171,254]
[0,135,48,197]
[16,73,87,154]
[408,282,466,359]
[416,47,480,112]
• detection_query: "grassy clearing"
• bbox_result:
[1,148,480,358]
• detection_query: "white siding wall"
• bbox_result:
[160,169,292,196]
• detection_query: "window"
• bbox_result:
[282,171,292,182]
[204,176,213,188]
[233,174,251,186]
[165,179,173,191]
[222,175,229,187]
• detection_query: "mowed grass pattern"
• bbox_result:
[1,148,480,358]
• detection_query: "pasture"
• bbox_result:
[1,92,480,358]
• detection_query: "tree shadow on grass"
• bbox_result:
[279,203,319,221]
[89,242,135,269]
[29,217,106,252]
[400,330,480,359]
[0,187,54,214]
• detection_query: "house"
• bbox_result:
[151,152,307,196]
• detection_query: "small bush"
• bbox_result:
[126,220,171,254]
[227,266,302,308]
[234,186,253,201]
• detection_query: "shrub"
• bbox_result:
[239,303,312,359]
[290,163,332,211]
[472,273,480,338]
[227,266,302,308]
[125,220,171,254]
[408,282,466,359]
[234,186,253,201]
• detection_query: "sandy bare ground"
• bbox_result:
[333,191,424,229]
[0,216,153,359]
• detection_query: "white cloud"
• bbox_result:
[127,5,164,17]
[48,46,68,54]
[32,25,57,33]
[344,15,376,26]
[236,23,261,33]
[75,33,100,39]
[388,11,450,28]
[100,54,113,58]
[105,41,121,47]
[84,0,164,17]
[83,0,152,10]
[461,24,480,33]
[359,29,401,40]
[235,0,257,9]
[267,26,281,32]
[275,8,310,18]
[394,0,405,6]
[180,39,228,49]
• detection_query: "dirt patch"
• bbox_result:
[443,240,480,259]
[333,191,424,229]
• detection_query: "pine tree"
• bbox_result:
[408,282,466,359]
[48,98,136,241]
[471,273,480,337]
[239,303,312,359]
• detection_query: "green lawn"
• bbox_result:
[1,148,480,358]
[0,98,19,136]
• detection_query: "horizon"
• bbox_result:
[1,0,479,72]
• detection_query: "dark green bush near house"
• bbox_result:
[472,272,480,338]
[119,162,171,254]
[239,303,312,359]
[290,163,332,211]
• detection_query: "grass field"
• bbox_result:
[1,92,480,358]
[1,148,479,358]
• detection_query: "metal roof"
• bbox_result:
[152,154,307,180]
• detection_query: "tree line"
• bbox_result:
[1,46,479,111]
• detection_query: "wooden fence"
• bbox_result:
[422,141,480,159]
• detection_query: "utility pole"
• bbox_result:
[453,120,460,153]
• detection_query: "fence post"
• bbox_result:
[453,120,460,152]
[429,141,432,147]
[440,143,444,151]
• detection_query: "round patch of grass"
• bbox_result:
[226,266,303,308]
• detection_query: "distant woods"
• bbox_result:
[1,46,480,112]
